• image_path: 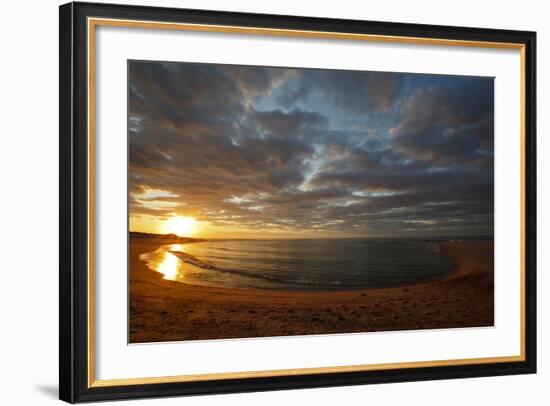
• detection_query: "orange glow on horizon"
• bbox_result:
[162,216,198,237]
[129,213,367,239]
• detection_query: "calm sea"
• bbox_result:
[139,238,457,291]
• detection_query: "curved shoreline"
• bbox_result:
[129,235,494,343]
[146,241,459,293]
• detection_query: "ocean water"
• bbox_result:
[139,238,456,291]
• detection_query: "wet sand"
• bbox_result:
[129,235,494,343]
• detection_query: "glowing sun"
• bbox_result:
[164,216,198,237]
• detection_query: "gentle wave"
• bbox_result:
[169,250,348,288]
[140,239,457,291]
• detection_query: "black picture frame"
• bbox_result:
[60,1,537,403]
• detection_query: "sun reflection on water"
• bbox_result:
[168,244,187,253]
[156,251,179,280]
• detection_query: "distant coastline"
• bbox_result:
[130,231,206,244]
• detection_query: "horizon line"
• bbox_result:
[129,230,494,240]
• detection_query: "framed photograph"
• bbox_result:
[59,2,536,403]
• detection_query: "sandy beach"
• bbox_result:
[129,234,494,343]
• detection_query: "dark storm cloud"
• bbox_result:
[389,78,494,165]
[275,70,404,113]
[250,108,328,137]
[129,60,494,237]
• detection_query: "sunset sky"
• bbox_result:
[128,61,494,239]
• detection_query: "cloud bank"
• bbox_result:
[129,60,494,238]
